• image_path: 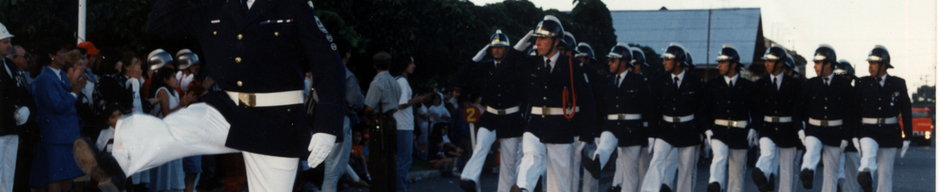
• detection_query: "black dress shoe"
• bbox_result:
[858,170,873,192]
[707,182,722,192]
[460,179,477,192]
[581,153,602,179]
[74,137,126,192]
[510,185,528,192]
[659,184,672,192]
[607,185,622,192]
[800,169,814,189]
[751,169,769,192]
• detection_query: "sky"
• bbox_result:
[470,0,938,96]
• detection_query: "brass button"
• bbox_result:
[727,101,731,104]
[726,110,730,113]
[615,105,619,108]
[287,109,291,112]
[617,122,621,125]
[235,57,242,63]
[672,107,676,110]
[824,106,827,110]
[825,97,828,101]
[213,31,217,35]
[824,115,827,119]
[543,97,547,100]
[615,96,619,99]
[878,98,882,101]
[544,86,548,89]
[497,94,501,97]
[878,107,881,110]
[274,32,279,36]
[498,85,501,88]
[237,34,243,40]
[775,128,779,131]
[237,81,243,87]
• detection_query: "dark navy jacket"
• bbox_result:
[0,59,18,136]
[793,75,854,146]
[470,52,526,139]
[754,74,802,148]
[148,0,346,157]
[650,71,705,147]
[852,75,912,148]
[519,52,592,144]
[602,71,652,147]
[703,76,757,149]
[574,62,603,143]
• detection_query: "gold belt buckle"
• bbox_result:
[239,92,256,107]
[672,116,681,123]
[820,120,829,127]
[771,117,779,123]
[619,114,627,120]
[728,119,736,127]
[497,109,506,115]
[876,118,885,125]
[541,106,550,118]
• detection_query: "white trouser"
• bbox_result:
[707,139,747,192]
[114,103,299,192]
[571,138,581,192]
[322,117,353,192]
[460,127,523,192]
[637,145,653,191]
[755,137,799,192]
[0,135,18,192]
[517,132,572,192]
[640,139,698,192]
[615,146,642,192]
[857,137,898,192]
[841,151,861,192]
[800,136,841,192]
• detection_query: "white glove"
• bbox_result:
[900,140,911,158]
[472,44,490,62]
[798,129,806,143]
[592,131,618,168]
[647,137,655,153]
[306,133,337,168]
[704,129,713,142]
[747,129,758,147]
[852,137,861,156]
[513,30,534,51]
[14,106,29,126]
[840,140,848,152]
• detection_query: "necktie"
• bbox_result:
[823,77,829,86]
[614,75,621,87]
[241,0,249,15]
[545,59,551,74]
[674,76,679,89]
[875,77,883,87]
[17,72,28,88]
[728,80,733,88]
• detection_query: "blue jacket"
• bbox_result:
[32,66,81,144]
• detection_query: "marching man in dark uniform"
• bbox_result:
[460,29,528,192]
[752,46,803,192]
[794,45,854,192]
[703,45,758,192]
[584,43,653,192]
[564,34,603,192]
[72,1,347,191]
[853,45,912,192]
[834,60,863,192]
[640,43,704,192]
[510,15,593,192]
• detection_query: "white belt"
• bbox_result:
[530,106,580,115]
[861,116,899,125]
[714,119,748,128]
[808,118,844,127]
[486,106,520,115]
[662,114,694,123]
[607,113,642,121]
[226,90,304,107]
[764,116,793,123]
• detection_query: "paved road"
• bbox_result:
[341,141,935,192]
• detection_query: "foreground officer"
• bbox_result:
[640,43,704,192]
[752,46,803,192]
[703,45,757,192]
[854,45,912,192]
[460,29,527,192]
[586,43,652,192]
[73,1,347,191]
[794,45,854,192]
[511,15,592,192]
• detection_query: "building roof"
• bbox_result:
[610,8,762,68]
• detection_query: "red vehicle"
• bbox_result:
[902,107,934,145]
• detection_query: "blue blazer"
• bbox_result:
[31,66,81,144]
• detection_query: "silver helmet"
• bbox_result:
[176,49,200,70]
[148,49,173,71]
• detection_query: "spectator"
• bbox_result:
[93,48,133,114]
[30,39,86,192]
[413,87,431,158]
[8,44,40,192]
[427,93,451,126]
[429,122,462,177]
[362,51,401,191]
[390,53,425,192]
[350,129,369,182]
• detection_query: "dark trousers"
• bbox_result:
[369,112,398,192]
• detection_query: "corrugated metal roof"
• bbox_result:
[611,8,761,68]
